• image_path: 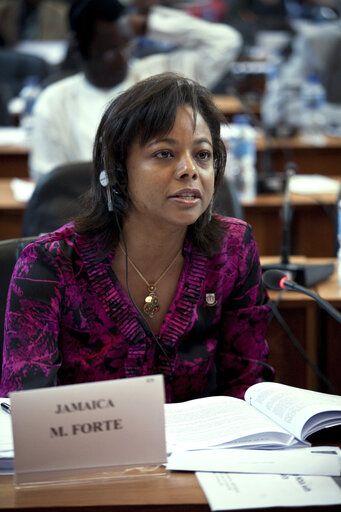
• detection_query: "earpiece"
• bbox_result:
[99,169,113,211]
[99,167,128,213]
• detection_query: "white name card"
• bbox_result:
[10,375,167,486]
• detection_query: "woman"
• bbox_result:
[1,72,272,402]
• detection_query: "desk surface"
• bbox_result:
[0,258,340,511]
[1,105,341,178]
[261,256,339,301]
[0,470,340,512]
[0,177,339,258]
[0,178,26,211]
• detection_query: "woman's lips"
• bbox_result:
[169,189,201,200]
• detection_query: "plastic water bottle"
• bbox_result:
[261,50,282,133]
[226,115,257,202]
[300,74,327,146]
[18,76,41,141]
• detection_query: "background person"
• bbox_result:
[1,73,272,402]
[0,0,70,46]
[28,0,242,179]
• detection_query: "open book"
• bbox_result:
[165,382,341,453]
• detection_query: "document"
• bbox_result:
[0,398,14,474]
[10,178,36,202]
[196,472,341,510]
[165,382,341,452]
[167,446,341,476]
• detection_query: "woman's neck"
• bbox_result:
[119,219,186,281]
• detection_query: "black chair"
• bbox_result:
[0,48,50,125]
[213,177,244,220]
[0,236,37,382]
[22,161,93,237]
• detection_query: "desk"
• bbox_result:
[0,146,29,179]
[256,134,341,176]
[262,256,341,395]
[214,95,341,176]
[243,189,338,257]
[0,176,339,258]
[1,102,341,179]
[213,94,260,119]
[0,179,26,240]
[0,471,340,512]
[315,268,341,395]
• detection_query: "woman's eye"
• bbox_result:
[155,150,173,159]
[197,150,211,161]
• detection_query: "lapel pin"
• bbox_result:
[205,293,217,307]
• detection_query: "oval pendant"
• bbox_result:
[144,291,160,318]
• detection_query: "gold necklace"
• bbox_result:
[119,243,181,318]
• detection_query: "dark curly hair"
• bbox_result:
[74,72,227,255]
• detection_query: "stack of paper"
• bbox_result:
[196,472,341,511]
[0,399,14,474]
[164,382,341,510]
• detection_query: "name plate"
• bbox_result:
[10,375,167,486]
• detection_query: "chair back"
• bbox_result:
[22,161,93,237]
[0,48,50,125]
[213,177,244,219]
[0,236,36,382]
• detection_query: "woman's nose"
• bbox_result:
[175,155,198,180]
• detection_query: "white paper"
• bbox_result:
[0,398,13,451]
[196,472,341,510]
[289,174,340,195]
[10,375,166,485]
[167,446,341,476]
[244,382,341,441]
[0,398,14,475]
[10,178,36,202]
[14,41,68,65]
[0,127,28,147]
[164,395,298,452]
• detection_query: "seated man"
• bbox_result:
[29,0,242,179]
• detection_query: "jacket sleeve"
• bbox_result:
[0,242,64,396]
[131,5,242,90]
[216,223,274,399]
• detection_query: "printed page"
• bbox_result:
[164,395,297,453]
[0,398,14,474]
[167,446,341,476]
[245,382,341,441]
[196,472,341,510]
[0,398,13,452]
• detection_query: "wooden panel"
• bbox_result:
[244,192,338,257]
[0,178,26,240]
[0,146,29,178]
[257,135,341,175]
[266,300,319,391]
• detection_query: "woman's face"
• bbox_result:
[125,106,215,231]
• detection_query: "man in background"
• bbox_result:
[28,0,242,179]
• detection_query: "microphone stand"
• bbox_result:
[262,165,335,287]
[283,279,341,324]
[262,269,339,394]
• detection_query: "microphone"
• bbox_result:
[261,163,335,287]
[280,162,296,265]
[263,269,341,324]
[263,269,338,394]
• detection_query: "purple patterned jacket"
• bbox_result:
[1,217,272,402]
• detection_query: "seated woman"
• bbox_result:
[0,72,273,402]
